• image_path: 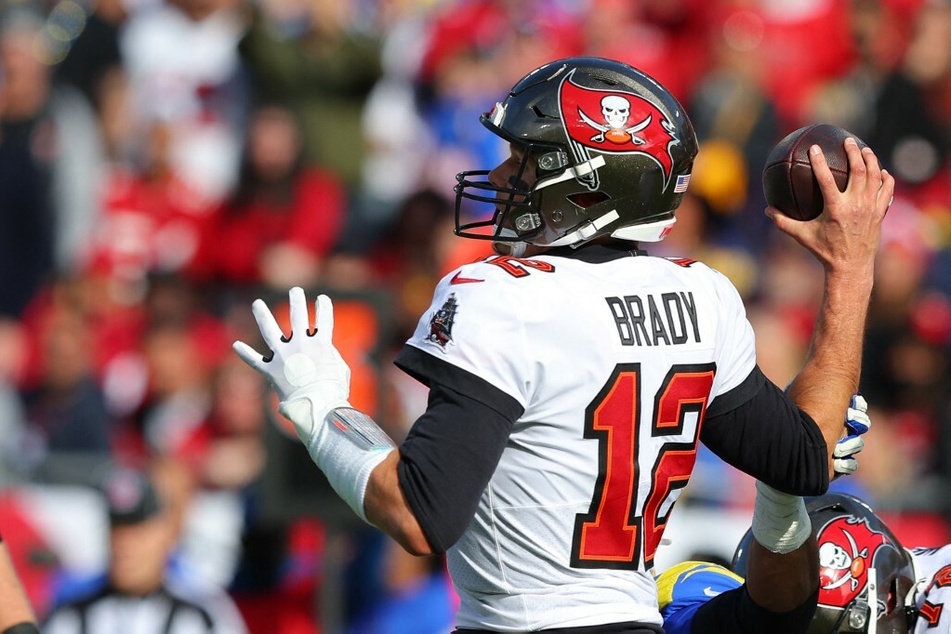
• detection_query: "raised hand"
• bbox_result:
[766,138,893,278]
[233,286,351,443]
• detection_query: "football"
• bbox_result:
[762,124,868,221]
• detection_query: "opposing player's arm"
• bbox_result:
[660,480,818,634]
[766,139,892,475]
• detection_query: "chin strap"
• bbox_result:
[546,209,621,248]
[498,213,677,255]
[610,217,677,242]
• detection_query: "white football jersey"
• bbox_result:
[912,544,951,632]
[404,251,757,631]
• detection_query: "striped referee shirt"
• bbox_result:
[42,579,248,634]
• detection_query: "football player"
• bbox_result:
[659,491,950,633]
[234,56,893,632]
[657,396,870,634]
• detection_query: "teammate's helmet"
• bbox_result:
[454,57,698,251]
[733,493,918,633]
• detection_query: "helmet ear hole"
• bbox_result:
[887,578,898,614]
[567,191,610,209]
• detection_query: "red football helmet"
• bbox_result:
[733,493,919,633]
[454,57,698,254]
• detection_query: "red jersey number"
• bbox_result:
[571,363,715,570]
[921,564,951,626]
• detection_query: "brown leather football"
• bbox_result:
[762,124,868,221]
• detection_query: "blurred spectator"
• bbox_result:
[193,103,346,289]
[230,516,323,634]
[345,533,454,634]
[129,319,214,460]
[0,10,98,318]
[175,357,267,492]
[869,0,951,198]
[349,0,435,251]
[89,118,219,294]
[53,0,126,114]
[42,466,248,633]
[0,16,56,317]
[238,0,382,189]
[804,0,912,140]
[758,0,857,128]
[11,278,115,478]
[858,201,951,510]
[688,3,781,188]
[583,0,711,104]
[412,0,523,214]
[684,4,783,259]
[120,275,229,463]
[120,0,249,204]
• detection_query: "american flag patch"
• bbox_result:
[674,174,691,193]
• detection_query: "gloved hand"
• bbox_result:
[832,394,870,477]
[233,287,351,444]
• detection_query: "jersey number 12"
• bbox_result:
[570,363,715,570]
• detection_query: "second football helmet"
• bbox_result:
[454,57,698,253]
[733,493,919,633]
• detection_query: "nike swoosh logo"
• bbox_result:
[450,272,484,285]
[703,587,721,597]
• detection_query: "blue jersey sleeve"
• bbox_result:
[656,561,744,634]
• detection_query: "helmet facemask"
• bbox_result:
[453,140,555,246]
[454,141,617,254]
[821,565,918,633]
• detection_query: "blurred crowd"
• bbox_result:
[0,0,949,631]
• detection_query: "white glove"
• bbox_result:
[833,394,871,477]
[233,287,351,445]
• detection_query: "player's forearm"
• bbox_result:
[787,270,873,472]
[364,452,434,556]
[745,481,819,627]
[276,404,434,555]
[745,538,819,615]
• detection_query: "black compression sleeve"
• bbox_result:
[397,380,518,553]
[691,584,819,634]
[701,366,829,495]
[3,623,40,634]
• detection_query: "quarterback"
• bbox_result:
[235,57,893,632]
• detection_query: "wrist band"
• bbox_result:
[283,398,395,523]
[751,481,811,554]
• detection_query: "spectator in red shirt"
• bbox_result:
[196,104,347,290]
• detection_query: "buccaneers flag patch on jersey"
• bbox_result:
[559,70,679,192]
[427,293,459,350]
